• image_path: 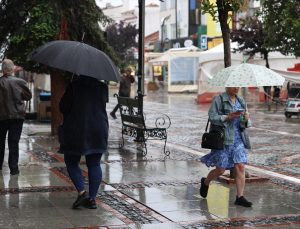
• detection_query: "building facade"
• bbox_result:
[100,1,160,38]
[158,0,261,51]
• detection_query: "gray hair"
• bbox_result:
[2,59,15,75]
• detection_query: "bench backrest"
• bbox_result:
[117,96,146,129]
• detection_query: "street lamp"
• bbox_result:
[137,0,145,99]
[160,15,171,52]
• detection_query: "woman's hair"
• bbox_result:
[2,59,15,75]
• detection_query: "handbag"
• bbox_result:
[201,122,224,150]
[201,95,225,150]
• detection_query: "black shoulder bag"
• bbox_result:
[201,95,225,150]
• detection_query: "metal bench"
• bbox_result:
[115,94,171,156]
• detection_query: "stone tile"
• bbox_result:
[15,217,73,229]
[22,175,67,186]
[9,207,62,220]
[122,188,179,205]
[0,220,20,229]
[147,200,204,212]
[66,214,124,227]
[207,204,300,219]
[160,209,217,223]
[289,204,300,210]
[129,222,184,229]
[0,197,54,209]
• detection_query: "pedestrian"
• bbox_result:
[263,86,271,102]
[273,86,281,101]
[200,87,252,207]
[0,59,32,175]
[110,67,135,119]
[59,75,109,209]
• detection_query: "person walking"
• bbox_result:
[59,75,108,209]
[200,87,252,207]
[110,67,135,119]
[0,59,32,175]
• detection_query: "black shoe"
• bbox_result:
[85,199,97,209]
[10,169,20,175]
[234,196,252,207]
[72,191,88,209]
[200,177,209,198]
[110,112,117,119]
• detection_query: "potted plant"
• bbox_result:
[147,80,159,91]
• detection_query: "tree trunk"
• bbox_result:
[50,71,65,135]
[264,52,270,68]
[50,14,69,135]
[217,0,231,68]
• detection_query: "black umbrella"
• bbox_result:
[29,40,121,82]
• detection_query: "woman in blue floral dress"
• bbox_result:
[200,87,252,207]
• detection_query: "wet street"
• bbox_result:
[0,87,300,228]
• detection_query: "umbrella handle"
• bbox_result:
[81,32,85,42]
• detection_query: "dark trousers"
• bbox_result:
[64,153,103,200]
[0,119,24,171]
[111,104,119,115]
[111,93,129,115]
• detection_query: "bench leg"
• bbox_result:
[137,139,147,157]
[163,137,170,156]
[119,131,125,148]
[141,142,147,156]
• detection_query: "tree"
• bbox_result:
[4,1,59,72]
[0,0,118,134]
[231,16,270,67]
[201,0,249,67]
[231,16,273,101]
[106,21,138,68]
[261,0,300,57]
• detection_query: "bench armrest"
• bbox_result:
[155,114,171,129]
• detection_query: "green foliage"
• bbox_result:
[201,0,248,21]
[6,2,59,72]
[0,0,120,72]
[106,21,138,68]
[231,17,269,56]
[231,16,272,67]
[200,0,249,67]
[261,0,300,57]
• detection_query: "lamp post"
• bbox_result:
[160,15,171,52]
[131,0,145,142]
[137,0,145,109]
[175,0,178,39]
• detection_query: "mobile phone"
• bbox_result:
[236,109,245,113]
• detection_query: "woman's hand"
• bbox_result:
[226,112,242,121]
[243,111,249,122]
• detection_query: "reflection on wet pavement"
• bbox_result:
[0,88,299,228]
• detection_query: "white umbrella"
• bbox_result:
[209,63,285,87]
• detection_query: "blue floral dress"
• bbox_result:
[200,99,248,169]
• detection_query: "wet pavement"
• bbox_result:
[1,86,300,228]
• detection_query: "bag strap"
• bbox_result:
[205,95,225,132]
[219,95,225,114]
[205,119,210,132]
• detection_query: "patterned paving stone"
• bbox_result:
[182,214,300,228]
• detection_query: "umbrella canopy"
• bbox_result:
[29,40,121,82]
[209,63,285,87]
